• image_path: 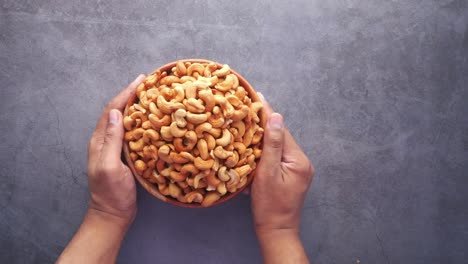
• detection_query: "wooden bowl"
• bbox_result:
[123,59,267,208]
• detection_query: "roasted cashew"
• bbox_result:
[213,146,233,159]
[160,126,174,141]
[214,95,234,118]
[169,152,191,164]
[226,169,240,188]
[215,129,232,147]
[169,171,187,182]
[176,61,187,76]
[180,75,196,83]
[185,98,205,113]
[226,94,242,107]
[212,64,230,77]
[198,89,215,112]
[148,114,170,129]
[143,145,158,160]
[180,163,199,175]
[225,151,239,168]
[201,192,220,207]
[144,74,158,87]
[218,166,230,182]
[157,96,184,114]
[206,170,221,187]
[193,157,215,170]
[187,63,205,76]
[235,164,251,178]
[186,112,208,124]
[173,86,185,102]
[242,127,255,146]
[149,102,164,118]
[208,128,222,138]
[173,131,197,152]
[215,74,235,92]
[158,183,170,196]
[197,139,210,160]
[203,134,216,150]
[168,182,182,199]
[134,160,147,175]
[231,105,249,122]
[146,88,160,100]
[158,144,172,163]
[217,182,227,195]
[129,138,145,152]
[129,152,138,162]
[193,173,206,189]
[203,62,217,77]
[185,191,203,203]
[251,128,264,145]
[152,170,167,185]
[208,112,225,128]
[250,102,263,123]
[160,76,181,86]
[169,122,187,138]
[235,86,246,100]
[133,103,147,114]
[195,122,213,138]
[143,129,159,143]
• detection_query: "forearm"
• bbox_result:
[257,229,309,264]
[56,209,131,264]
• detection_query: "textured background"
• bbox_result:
[1,1,467,263]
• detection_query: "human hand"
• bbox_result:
[87,74,146,226]
[251,93,314,263]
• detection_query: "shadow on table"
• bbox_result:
[118,184,261,264]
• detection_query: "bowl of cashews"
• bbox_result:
[122,59,266,207]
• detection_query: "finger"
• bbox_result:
[257,92,273,117]
[100,109,125,169]
[89,74,145,169]
[257,113,285,180]
[93,74,146,139]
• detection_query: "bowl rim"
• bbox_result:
[122,59,267,208]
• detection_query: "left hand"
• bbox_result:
[87,74,146,225]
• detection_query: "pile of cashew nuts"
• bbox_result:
[123,61,264,206]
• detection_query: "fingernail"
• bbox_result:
[133,74,145,84]
[269,113,283,129]
[109,109,119,125]
[257,92,265,101]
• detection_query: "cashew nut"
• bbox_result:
[185,98,205,113]
[170,122,187,138]
[194,157,215,170]
[215,129,232,147]
[180,163,199,175]
[169,152,191,164]
[187,63,205,76]
[160,126,174,141]
[173,131,197,152]
[186,112,208,124]
[195,122,213,138]
[149,102,164,118]
[212,64,230,77]
[213,146,233,159]
[158,145,172,163]
[218,166,230,182]
[235,164,251,178]
[160,75,181,86]
[168,182,182,199]
[176,61,187,76]
[198,89,215,112]
[129,138,145,152]
[143,129,160,143]
[217,182,227,195]
[148,114,171,129]
[185,191,204,203]
[157,96,184,114]
[204,134,216,150]
[201,192,221,207]
[134,160,147,175]
[225,151,239,168]
[197,139,210,160]
[226,169,240,188]
[169,171,187,182]
[203,62,217,77]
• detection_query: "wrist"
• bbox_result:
[256,227,300,242]
[86,207,134,231]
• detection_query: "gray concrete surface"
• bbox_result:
[1,1,467,263]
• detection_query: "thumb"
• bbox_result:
[101,109,124,165]
[258,113,285,177]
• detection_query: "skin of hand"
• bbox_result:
[56,74,146,264]
[251,93,315,264]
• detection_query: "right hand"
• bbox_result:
[251,94,315,236]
